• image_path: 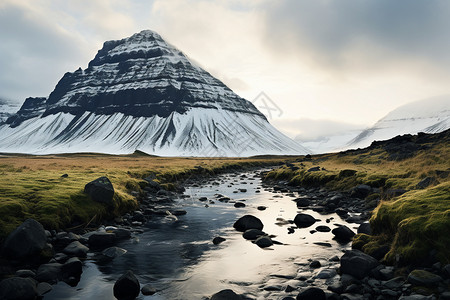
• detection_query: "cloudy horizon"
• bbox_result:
[1,0,449,138]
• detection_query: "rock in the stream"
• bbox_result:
[293,213,316,228]
[294,198,310,207]
[61,257,83,280]
[233,215,263,232]
[234,202,246,208]
[113,270,140,300]
[0,277,37,300]
[340,249,380,279]
[141,284,156,295]
[102,246,127,259]
[89,232,116,248]
[210,289,242,300]
[407,269,442,287]
[357,222,371,235]
[36,263,62,284]
[255,236,273,248]
[296,287,326,300]
[212,237,226,245]
[63,241,89,257]
[243,229,265,240]
[2,218,47,260]
[332,225,355,241]
[84,176,115,206]
[37,282,52,296]
[315,225,331,232]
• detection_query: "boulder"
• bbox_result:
[357,223,371,235]
[407,269,442,287]
[211,289,242,300]
[141,284,156,295]
[113,270,140,300]
[63,241,89,257]
[84,176,115,206]
[255,236,273,248]
[243,229,265,240]
[36,263,62,283]
[212,237,226,245]
[36,282,52,296]
[293,213,316,228]
[2,219,47,260]
[332,225,355,241]
[294,198,310,207]
[296,287,326,300]
[61,257,83,280]
[88,232,116,248]
[233,215,263,232]
[0,277,37,300]
[350,184,372,198]
[340,250,380,279]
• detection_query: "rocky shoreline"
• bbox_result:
[0,167,449,300]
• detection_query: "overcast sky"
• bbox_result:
[1,0,449,138]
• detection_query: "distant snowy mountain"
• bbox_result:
[346,95,450,149]
[295,129,363,154]
[0,98,20,123]
[0,30,307,156]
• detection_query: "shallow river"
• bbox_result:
[46,170,356,299]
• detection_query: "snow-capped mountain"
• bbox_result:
[346,95,450,149]
[0,98,20,123]
[295,129,363,154]
[0,30,307,156]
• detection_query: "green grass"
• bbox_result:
[0,154,292,239]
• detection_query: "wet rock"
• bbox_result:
[255,236,273,248]
[309,260,321,268]
[113,270,140,300]
[233,215,263,232]
[257,206,266,211]
[212,237,226,245]
[293,213,316,228]
[84,176,115,206]
[314,242,332,247]
[198,197,208,202]
[36,263,62,283]
[296,287,326,300]
[37,282,52,296]
[61,257,82,280]
[88,232,116,248]
[63,241,89,257]
[102,246,127,259]
[131,211,145,222]
[243,229,265,240]
[0,277,37,300]
[316,269,337,279]
[15,269,36,278]
[2,218,47,260]
[294,198,310,207]
[383,276,405,289]
[108,228,131,240]
[141,284,156,295]
[357,223,371,235]
[332,225,355,241]
[340,250,380,279]
[210,289,242,300]
[234,202,246,208]
[315,225,331,232]
[407,269,442,287]
[170,209,187,216]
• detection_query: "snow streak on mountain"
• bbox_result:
[0,30,308,156]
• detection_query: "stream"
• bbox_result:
[46,170,356,299]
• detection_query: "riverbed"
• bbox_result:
[46,170,356,299]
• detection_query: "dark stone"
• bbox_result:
[293,213,316,228]
[113,270,140,300]
[332,225,355,241]
[61,257,82,281]
[350,184,372,198]
[307,166,321,172]
[2,218,47,260]
[407,269,442,287]
[210,289,242,300]
[340,250,380,279]
[212,237,226,245]
[101,246,127,259]
[416,176,439,189]
[131,211,145,222]
[383,188,407,198]
[357,223,371,235]
[233,215,264,232]
[296,287,326,300]
[0,277,37,300]
[36,263,62,283]
[234,202,246,208]
[309,260,321,268]
[243,229,265,240]
[84,176,115,206]
[88,232,116,248]
[315,225,331,232]
[61,174,69,178]
[36,282,52,296]
[255,236,273,248]
[15,269,36,278]
[63,241,89,257]
[294,198,310,207]
[108,228,131,240]
[257,206,266,211]
[141,284,156,295]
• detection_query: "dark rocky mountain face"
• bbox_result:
[13,30,264,122]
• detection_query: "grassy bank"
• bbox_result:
[265,131,450,265]
[0,153,292,240]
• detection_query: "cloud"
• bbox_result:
[263,0,450,77]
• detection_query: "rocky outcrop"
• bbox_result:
[2,219,47,260]
[84,177,115,206]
